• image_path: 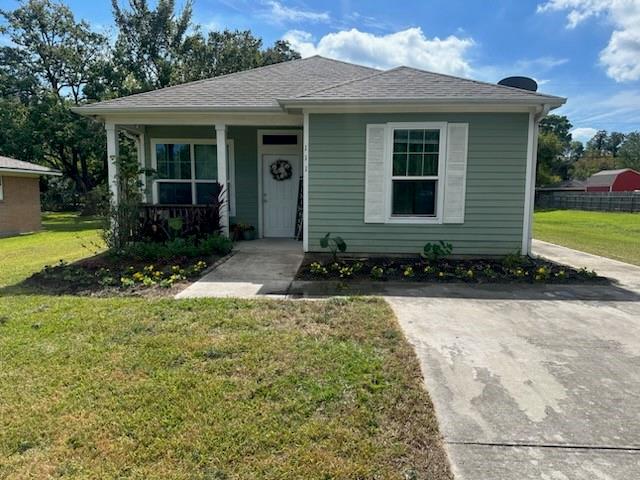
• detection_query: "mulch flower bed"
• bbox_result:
[297,255,605,284]
[21,254,216,296]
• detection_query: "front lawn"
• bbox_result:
[0,296,451,479]
[534,210,640,265]
[0,212,103,289]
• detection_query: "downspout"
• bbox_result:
[522,104,552,256]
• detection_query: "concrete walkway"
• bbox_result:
[533,239,640,291]
[387,243,640,479]
[176,238,303,299]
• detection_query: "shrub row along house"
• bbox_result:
[74,56,565,255]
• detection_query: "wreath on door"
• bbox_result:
[270,159,293,181]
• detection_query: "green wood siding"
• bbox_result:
[307,113,529,255]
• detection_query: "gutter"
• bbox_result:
[0,167,62,176]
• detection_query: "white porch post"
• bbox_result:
[215,123,229,236]
[105,122,120,206]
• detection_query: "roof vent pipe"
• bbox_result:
[498,76,538,92]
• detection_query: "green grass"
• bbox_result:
[0,212,104,288]
[0,297,451,479]
[0,213,451,479]
[534,209,640,265]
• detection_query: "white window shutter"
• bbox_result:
[364,124,387,223]
[443,123,469,224]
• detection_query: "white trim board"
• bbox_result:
[303,113,309,252]
[149,137,235,215]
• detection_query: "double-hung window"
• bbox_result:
[388,123,445,221]
[151,139,235,214]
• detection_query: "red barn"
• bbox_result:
[586,168,640,192]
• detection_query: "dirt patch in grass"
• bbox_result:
[297,254,607,284]
[0,296,452,479]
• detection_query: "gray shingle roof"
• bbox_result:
[282,66,565,105]
[74,56,565,114]
[587,168,639,187]
[0,156,61,175]
[75,56,379,112]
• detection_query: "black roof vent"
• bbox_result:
[498,76,538,92]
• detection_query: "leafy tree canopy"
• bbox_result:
[0,0,300,199]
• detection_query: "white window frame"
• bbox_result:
[0,175,3,201]
[150,138,236,216]
[384,122,447,224]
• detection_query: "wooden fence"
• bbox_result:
[535,191,640,212]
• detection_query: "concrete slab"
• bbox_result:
[447,444,640,480]
[176,238,303,298]
[385,242,640,479]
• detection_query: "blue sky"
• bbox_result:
[2,0,639,142]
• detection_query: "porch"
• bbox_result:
[104,117,307,244]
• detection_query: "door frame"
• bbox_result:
[257,129,303,238]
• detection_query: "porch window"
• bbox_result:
[151,139,235,215]
[390,126,443,218]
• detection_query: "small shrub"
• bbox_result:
[502,251,527,269]
[320,233,347,262]
[403,266,415,278]
[534,266,550,282]
[338,266,354,278]
[422,241,453,262]
[370,266,384,279]
[118,234,231,261]
[309,262,328,276]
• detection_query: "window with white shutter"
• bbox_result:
[363,121,468,225]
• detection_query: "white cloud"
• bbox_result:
[537,0,640,82]
[263,1,329,24]
[283,27,475,77]
[570,127,599,142]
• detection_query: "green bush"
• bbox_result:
[117,235,232,261]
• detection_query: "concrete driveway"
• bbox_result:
[388,242,640,479]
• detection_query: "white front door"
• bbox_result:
[262,153,300,237]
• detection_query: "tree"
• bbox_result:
[536,131,565,186]
[262,40,301,65]
[606,131,626,157]
[571,153,617,180]
[0,0,109,192]
[586,130,609,155]
[540,114,572,147]
[111,0,193,93]
[567,140,584,162]
[618,132,640,171]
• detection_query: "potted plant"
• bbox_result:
[241,224,257,240]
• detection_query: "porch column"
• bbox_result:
[105,122,119,206]
[215,123,229,236]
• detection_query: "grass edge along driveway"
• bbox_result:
[534,209,640,266]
